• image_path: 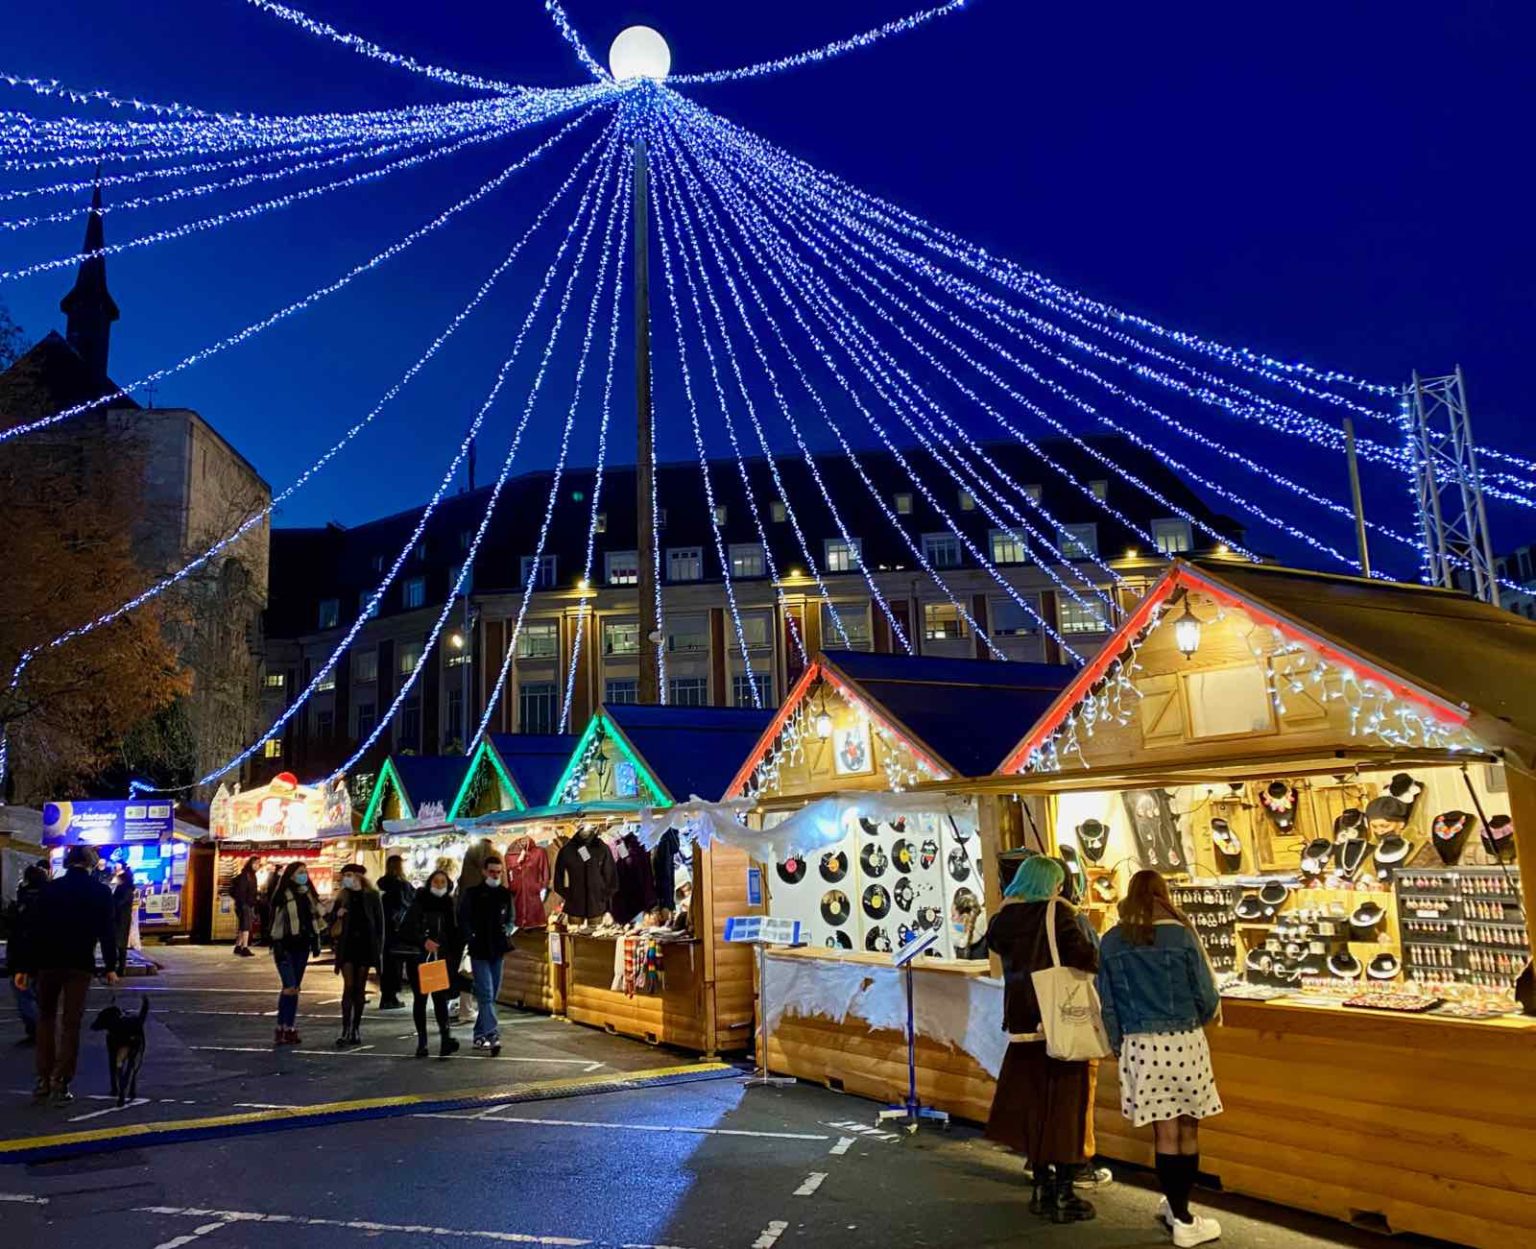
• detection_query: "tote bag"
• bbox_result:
[416,954,450,995]
[1030,898,1113,1061]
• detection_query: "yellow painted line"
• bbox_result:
[0,1061,734,1157]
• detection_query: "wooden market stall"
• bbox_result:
[360,754,470,833]
[723,651,1071,1113]
[974,559,1536,1249]
[448,733,577,820]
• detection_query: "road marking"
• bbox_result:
[151,1219,231,1249]
[824,1120,899,1142]
[793,1172,827,1197]
[830,1136,854,1155]
[232,1103,303,1110]
[416,1112,828,1142]
[0,1193,50,1204]
[137,1206,600,1246]
[68,1097,151,1122]
[751,1221,788,1249]
[188,1045,599,1067]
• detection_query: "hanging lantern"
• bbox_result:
[814,711,834,740]
[1173,599,1203,659]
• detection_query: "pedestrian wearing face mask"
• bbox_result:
[325,863,384,1048]
[459,852,513,1055]
[398,870,463,1058]
[267,861,324,1046]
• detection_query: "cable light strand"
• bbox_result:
[543,1,612,83]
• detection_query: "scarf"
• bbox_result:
[270,885,321,943]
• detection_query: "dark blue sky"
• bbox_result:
[6,1,1532,575]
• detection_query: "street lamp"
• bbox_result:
[608,26,671,81]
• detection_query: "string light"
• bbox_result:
[542,1,612,83]
[0,105,607,444]
[669,1,971,86]
[0,69,241,120]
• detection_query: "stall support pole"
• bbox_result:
[745,941,795,1088]
[1506,764,1536,978]
[877,960,949,1133]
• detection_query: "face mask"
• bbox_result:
[342,876,360,891]
[484,874,503,888]
[430,885,448,898]
[292,872,308,887]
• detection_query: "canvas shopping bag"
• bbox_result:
[1030,897,1113,1061]
[416,954,451,995]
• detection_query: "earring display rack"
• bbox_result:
[1394,866,1527,992]
[1171,883,1238,972]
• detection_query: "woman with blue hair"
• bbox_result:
[985,853,1100,1224]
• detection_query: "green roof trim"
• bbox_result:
[548,710,670,807]
[360,757,411,834]
[448,738,526,820]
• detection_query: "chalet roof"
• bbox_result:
[488,733,578,807]
[602,704,777,802]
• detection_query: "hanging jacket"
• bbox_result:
[650,828,682,908]
[553,830,618,919]
[611,833,658,925]
[507,837,550,927]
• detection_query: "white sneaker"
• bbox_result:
[1077,1165,1114,1188]
[1155,1197,1173,1228]
[1171,1214,1221,1247]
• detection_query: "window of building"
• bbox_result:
[353,649,378,684]
[594,512,607,534]
[317,599,339,630]
[958,490,976,511]
[1152,517,1192,555]
[667,615,709,653]
[712,505,728,527]
[990,528,1029,565]
[667,547,703,582]
[316,670,336,693]
[445,688,463,745]
[402,577,426,609]
[990,596,1040,637]
[823,602,871,650]
[315,708,335,739]
[371,553,386,573]
[354,702,376,740]
[604,679,638,705]
[262,739,281,759]
[397,699,421,751]
[922,532,961,569]
[1089,480,1109,501]
[770,500,787,523]
[518,620,559,659]
[740,612,772,650]
[413,541,428,561]
[606,550,640,586]
[521,554,557,589]
[1059,524,1098,560]
[358,590,379,621]
[729,543,766,578]
[825,537,862,573]
[1024,484,1043,502]
[603,621,639,655]
[1059,596,1108,634]
[669,676,708,706]
[924,601,969,641]
[459,529,473,550]
[263,672,285,689]
[733,672,773,707]
[399,640,423,675]
[519,683,558,734]
[894,493,913,515]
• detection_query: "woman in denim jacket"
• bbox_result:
[1097,870,1223,1248]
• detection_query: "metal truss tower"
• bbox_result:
[1407,367,1499,603]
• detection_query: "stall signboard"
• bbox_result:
[42,799,173,847]
[724,915,802,946]
[210,772,352,842]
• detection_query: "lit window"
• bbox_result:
[958,490,976,511]
[894,493,913,515]
[398,641,423,675]
[733,672,773,706]
[316,670,336,693]
[922,532,961,569]
[1059,596,1107,634]
[1089,480,1108,501]
[317,599,339,630]
[667,615,709,653]
[1059,524,1098,560]
[264,672,285,689]
[262,739,281,759]
[1152,518,1192,555]
[667,547,703,581]
[606,550,640,586]
[770,500,787,523]
[518,683,558,734]
[397,698,421,752]
[990,528,1029,565]
[1023,484,1043,502]
[825,537,862,573]
[358,591,379,620]
[822,602,871,650]
[402,577,426,609]
[990,596,1040,637]
[729,543,766,578]
[518,620,559,659]
[521,555,557,589]
[668,676,708,706]
[740,612,772,649]
[604,679,638,705]
[603,621,640,655]
[353,649,378,684]
[594,512,607,534]
[712,505,727,527]
[924,601,969,641]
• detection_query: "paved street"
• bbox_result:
[1,947,1441,1249]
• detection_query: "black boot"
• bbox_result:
[1050,1165,1097,1224]
[415,1035,429,1058]
[439,1030,460,1058]
[1029,1165,1054,1217]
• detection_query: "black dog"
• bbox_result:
[89,997,149,1106]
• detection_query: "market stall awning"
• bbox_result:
[360,754,469,832]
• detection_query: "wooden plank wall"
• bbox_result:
[706,843,760,1053]
[499,928,560,1014]
[768,998,1536,1249]
[562,934,709,1052]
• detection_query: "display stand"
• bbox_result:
[725,915,799,1087]
[878,927,950,1133]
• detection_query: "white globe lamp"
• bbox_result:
[609,26,671,82]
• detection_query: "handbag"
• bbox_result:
[1031,898,1113,1061]
[416,954,450,995]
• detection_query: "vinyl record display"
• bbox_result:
[917,904,943,930]
[820,889,850,926]
[825,931,852,950]
[919,838,939,870]
[865,926,893,953]
[947,845,972,883]
[818,850,848,883]
[860,842,889,878]
[862,883,891,919]
[891,839,916,874]
[776,857,806,885]
[894,877,915,912]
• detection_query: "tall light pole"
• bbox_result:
[609,27,672,704]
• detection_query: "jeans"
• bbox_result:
[35,969,92,1084]
[470,956,503,1042]
[12,979,38,1039]
[273,943,310,1028]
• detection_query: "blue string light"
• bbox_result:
[542,1,613,83]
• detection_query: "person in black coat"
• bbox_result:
[458,853,512,1055]
[376,854,414,1011]
[6,863,48,1046]
[10,845,119,1105]
[324,863,384,1048]
[110,865,136,977]
[396,870,463,1058]
[230,858,261,957]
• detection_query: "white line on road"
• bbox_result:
[151,1219,230,1249]
[68,1096,151,1122]
[415,1112,828,1142]
[830,1136,854,1155]
[793,1172,827,1197]
[750,1221,788,1249]
[188,1045,603,1068]
[0,1193,50,1204]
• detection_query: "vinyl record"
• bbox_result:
[860,842,889,878]
[898,923,919,946]
[820,889,850,926]
[776,857,806,885]
[824,931,852,950]
[890,817,907,834]
[894,877,915,912]
[865,926,893,953]
[917,904,944,930]
[891,839,916,874]
[919,838,939,870]
[862,883,891,919]
[858,817,881,838]
[818,851,848,883]
[947,845,972,883]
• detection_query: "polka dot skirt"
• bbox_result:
[1118,1027,1224,1128]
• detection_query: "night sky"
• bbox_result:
[5,1,1533,576]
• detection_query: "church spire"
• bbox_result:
[59,168,120,380]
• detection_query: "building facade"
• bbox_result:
[257,436,1245,795]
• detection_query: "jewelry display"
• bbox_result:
[1394,865,1526,991]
